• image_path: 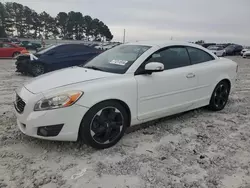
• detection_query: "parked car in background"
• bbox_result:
[19,41,42,51]
[207,45,225,57]
[10,38,21,45]
[243,50,250,58]
[88,43,99,48]
[224,44,243,55]
[102,43,121,50]
[201,43,216,48]
[95,43,109,50]
[0,38,21,44]
[217,43,232,48]
[0,42,27,58]
[14,41,238,149]
[15,43,102,76]
[0,38,11,43]
[240,47,250,56]
[95,43,121,50]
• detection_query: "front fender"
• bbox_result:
[76,75,138,124]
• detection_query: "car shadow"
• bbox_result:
[126,107,211,134]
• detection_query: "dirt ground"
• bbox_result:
[0,57,250,188]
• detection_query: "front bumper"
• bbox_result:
[16,59,32,73]
[14,87,89,141]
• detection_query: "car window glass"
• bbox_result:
[0,43,3,48]
[187,47,214,64]
[146,47,190,70]
[55,44,95,53]
[2,43,12,48]
[71,45,96,52]
[84,45,151,74]
[36,44,58,54]
[55,45,79,53]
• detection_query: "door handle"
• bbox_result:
[186,73,195,78]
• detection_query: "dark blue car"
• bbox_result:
[15,43,102,76]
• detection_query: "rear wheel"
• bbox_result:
[12,52,20,58]
[208,81,230,111]
[79,101,129,149]
[31,63,45,77]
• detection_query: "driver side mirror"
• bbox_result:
[144,62,164,74]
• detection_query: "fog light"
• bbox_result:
[38,127,48,136]
[37,124,64,137]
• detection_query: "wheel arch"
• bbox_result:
[12,51,20,57]
[220,79,231,93]
[214,74,232,92]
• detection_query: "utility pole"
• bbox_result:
[123,29,126,43]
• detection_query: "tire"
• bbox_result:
[208,81,230,111]
[79,101,129,149]
[30,63,45,77]
[12,52,20,58]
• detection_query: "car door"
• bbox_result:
[135,46,198,120]
[0,43,15,57]
[0,43,4,57]
[186,46,217,106]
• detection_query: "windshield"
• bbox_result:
[84,44,151,74]
[36,44,58,54]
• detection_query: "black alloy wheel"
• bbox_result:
[79,101,129,149]
[31,63,45,77]
[208,81,230,111]
[90,107,123,144]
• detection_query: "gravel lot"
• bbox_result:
[0,57,250,188]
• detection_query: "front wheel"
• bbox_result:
[30,63,45,77]
[79,101,129,149]
[208,81,230,111]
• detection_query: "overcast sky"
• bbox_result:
[3,0,250,45]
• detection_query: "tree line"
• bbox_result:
[0,2,113,41]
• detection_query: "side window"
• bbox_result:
[54,45,89,53]
[0,43,3,48]
[53,45,73,53]
[187,47,215,64]
[71,45,93,52]
[146,47,191,70]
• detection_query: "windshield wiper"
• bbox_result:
[84,66,103,71]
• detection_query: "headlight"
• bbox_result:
[34,91,83,111]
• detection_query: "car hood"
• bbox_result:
[24,67,117,94]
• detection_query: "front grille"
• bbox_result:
[15,94,26,113]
